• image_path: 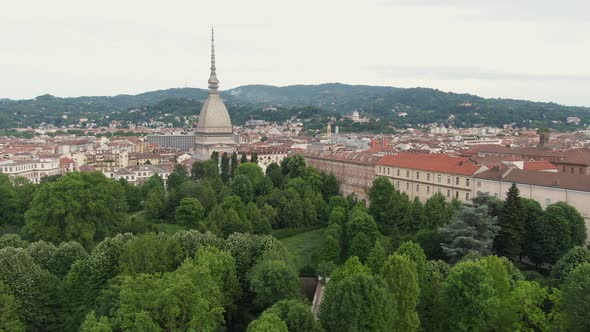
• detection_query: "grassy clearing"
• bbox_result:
[125,211,188,235]
[280,227,326,270]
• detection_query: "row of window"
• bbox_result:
[378,167,471,187]
[562,166,586,175]
[2,163,52,172]
[395,181,470,200]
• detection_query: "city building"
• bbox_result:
[0,158,60,183]
[376,153,483,203]
[474,166,590,239]
[552,149,590,176]
[147,135,197,152]
[192,29,237,160]
[103,164,171,185]
[304,150,381,202]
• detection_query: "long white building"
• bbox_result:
[0,158,60,183]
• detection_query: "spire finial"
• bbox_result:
[208,27,219,93]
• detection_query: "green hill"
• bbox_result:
[1,83,588,130]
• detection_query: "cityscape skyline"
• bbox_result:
[2,0,590,106]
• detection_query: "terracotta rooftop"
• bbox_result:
[475,167,590,192]
[304,150,382,165]
[377,153,482,175]
[523,161,557,171]
[559,148,590,165]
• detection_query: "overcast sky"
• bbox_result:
[2,0,590,106]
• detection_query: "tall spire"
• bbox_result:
[208,27,219,93]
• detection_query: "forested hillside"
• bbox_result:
[0,154,589,331]
[1,83,589,130]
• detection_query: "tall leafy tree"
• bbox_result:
[144,187,165,223]
[495,183,526,260]
[60,234,134,330]
[24,172,127,248]
[247,313,288,332]
[381,254,420,332]
[527,204,582,265]
[550,202,587,247]
[0,280,25,332]
[442,256,511,331]
[194,246,240,308]
[221,208,253,237]
[80,311,112,332]
[119,233,184,275]
[115,260,225,331]
[248,258,300,309]
[396,241,427,282]
[263,299,322,332]
[231,175,254,203]
[554,263,590,331]
[368,177,395,226]
[424,192,455,228]
[321,173,339,199]
[366,240,387,274]
[0,174,21,227]
[521,198,546,265]
[550,246,590,283]
[349,231,373,262]
[175,197,205,227]
[322,235,341,263]
[319,273,393,331]
[418,260,450,332]
[240,153,248,163]
[166,164,188,192]
[0,247,61,331]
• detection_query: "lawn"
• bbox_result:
[125,211,188,235]
[280,227,326,270]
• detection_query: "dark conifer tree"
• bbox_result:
[211,151,219,165]
[230,152,238,179]
[220,153,230,183]
[495,183,526,260]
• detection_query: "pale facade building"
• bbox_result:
[474,166,590,239]
[305,150,380,202]
[0,158,60,183]
[376,153,483,204]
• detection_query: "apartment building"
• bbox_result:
[0,158,60,183]
[376,153,483,203]
[305,150,381,202]
[475,166,590,239]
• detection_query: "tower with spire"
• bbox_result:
[193,28,237,160]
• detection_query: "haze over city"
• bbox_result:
[2,0,590,106]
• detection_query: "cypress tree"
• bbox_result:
[220,153,230,183]
[211,151,219,165]
[495,183,526,260]
[230,152,238,179]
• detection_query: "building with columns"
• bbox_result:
[192,29,237,160]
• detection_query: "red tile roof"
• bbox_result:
[475,167,590,192]
[559,148,590,165]
[377,153,482,175]
[523,161,557,171]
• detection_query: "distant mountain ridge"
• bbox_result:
[1,83,589,129]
